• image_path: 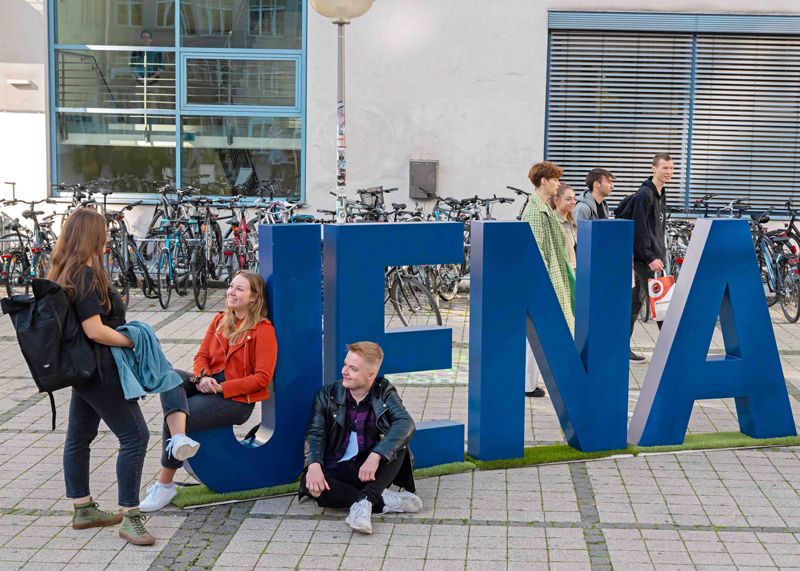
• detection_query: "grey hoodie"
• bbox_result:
[574,190,610,221]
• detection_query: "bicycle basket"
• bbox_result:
[358,187,384,208]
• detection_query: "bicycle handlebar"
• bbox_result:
[507,185,531,197]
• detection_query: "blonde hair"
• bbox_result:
[217,270,268,345]
[549,183,577,229]
[346,341,384,370]
[47,208,111,309]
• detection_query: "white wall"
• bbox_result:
[5,0,800,222]
[305,0,800,218]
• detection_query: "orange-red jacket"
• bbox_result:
[193,312,277,404]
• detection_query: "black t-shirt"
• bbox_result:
[595,199,607,219]
[73,267,126,329]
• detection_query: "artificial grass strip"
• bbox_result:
[632,431,800,454]
[468,444,631,471]
[173,433,800,508]
[413,461,476,479]
[172,481,299,509]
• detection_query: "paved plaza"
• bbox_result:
[2,289,800,569]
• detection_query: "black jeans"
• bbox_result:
[64,349,149,508]
[631,260,663,336]
[159,370,254,470]
[304,448,408,513]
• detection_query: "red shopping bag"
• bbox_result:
[648,274,676,322]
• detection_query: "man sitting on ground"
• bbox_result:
[301,341,421,534]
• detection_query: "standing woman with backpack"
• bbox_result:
[47,208,154,546]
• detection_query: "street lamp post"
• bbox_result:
[310,0,373,224]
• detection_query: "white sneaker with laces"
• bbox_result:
[165,433,200,461]
[381,489,423,514]
[345,498,373,534]
[139,482,177,512]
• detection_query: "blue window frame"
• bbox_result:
[47,0,306,200]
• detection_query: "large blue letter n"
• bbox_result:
[468,220,633,460]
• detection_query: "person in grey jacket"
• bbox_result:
[574,168,615,222]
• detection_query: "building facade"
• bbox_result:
[2,0,800,222]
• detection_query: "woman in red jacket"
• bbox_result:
[140,270,278,511]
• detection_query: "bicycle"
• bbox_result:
[385,266,442,328]
[154,216,192,309]
[751,209,800,322]
[1,199,57,296]
[104,200,156,307]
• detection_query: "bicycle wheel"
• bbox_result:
[435,263,461,301]
[224,242,241,283]
[207,222,224,280]
[104,247,129,308]
[33,251,51,279]
[5,255,29,297]
[191,247,208,311]
[390,276,442,327]
[780,265,800,323]
[129,240,157,298]
[173,240,191,297]
[760,258,779,307]
[156,248,172,309]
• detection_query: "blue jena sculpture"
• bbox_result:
[184,219,795,493]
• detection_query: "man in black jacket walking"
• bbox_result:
[629,154,673,361]
[301,341,421,534]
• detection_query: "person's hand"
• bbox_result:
[197,376,222,394]
[648,259,665,272]
[305,463,329,497]
[358,452,382,482]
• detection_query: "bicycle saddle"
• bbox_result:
[21,211,44,219]
[392,202,407,210]
[5,221,22,231]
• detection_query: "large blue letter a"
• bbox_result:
[628,219,796,446]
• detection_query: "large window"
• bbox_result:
[50,0,305,198]
[546,14,800,212]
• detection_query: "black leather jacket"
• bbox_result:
[302,377,416,492]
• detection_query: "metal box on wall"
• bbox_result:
[409,160,438,199]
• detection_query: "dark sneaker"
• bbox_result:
[525,387,546,398]
[119,509,155,546]
[629,351,645,362]
[72,500,123,530]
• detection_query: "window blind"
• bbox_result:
[546,31,692,208]
[690,35,800,211]
[546,28,800,213]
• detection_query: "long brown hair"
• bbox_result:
[47,208,111,309]
[217,270,268,345]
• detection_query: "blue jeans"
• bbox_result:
[64,348,149,507]
[159,370,254,470]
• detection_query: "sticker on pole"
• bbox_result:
[648,274,676,322]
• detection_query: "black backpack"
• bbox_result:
[613,192,637,219]
[1,279,96,429]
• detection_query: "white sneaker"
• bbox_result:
[381,489,423,514]
[345,498,373,534]
[165,433,200,461]
[139,482,177,512]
